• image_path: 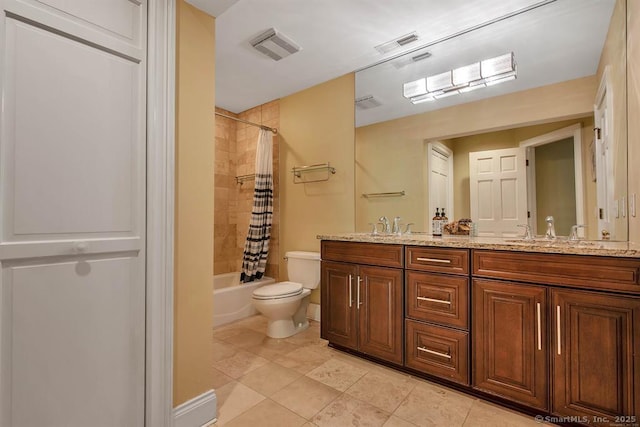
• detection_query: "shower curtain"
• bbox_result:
[241,129,273,282]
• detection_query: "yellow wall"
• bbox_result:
[355,76,597,232]
[280,74,355,304]
[174,0,215,407]
[628,0,640,243]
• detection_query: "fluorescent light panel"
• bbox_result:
[403,52,516,102]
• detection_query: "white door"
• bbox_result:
[0,1,147,426]
[469,148,527,237]
[594,80,614,238]
[427,142,453,233]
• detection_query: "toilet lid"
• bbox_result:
[253,281,303,300]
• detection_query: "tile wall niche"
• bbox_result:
[214,101,280,280]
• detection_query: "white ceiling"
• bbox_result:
[193,0,615,124]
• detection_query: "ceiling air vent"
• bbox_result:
[392,50,432,69]
[355,95,382,110]
[250,28,301,61]
[375,31,419,54]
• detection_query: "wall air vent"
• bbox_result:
[250,28,301,61]
[355,95,382,110]
[375,31,419,54]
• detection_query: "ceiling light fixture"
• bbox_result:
[403,52,516,104]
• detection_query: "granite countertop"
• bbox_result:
[317,232,640,258]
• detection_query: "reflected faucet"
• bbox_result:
[379,216,391,234]
[392,216,402,235]
[545,216,556,240]
[569,224,586,241]
[517,224,534,241]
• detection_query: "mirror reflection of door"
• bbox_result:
[520,124,585,238]
[427,142,453,234]
[594,67,615,239]
[469,147,527,237]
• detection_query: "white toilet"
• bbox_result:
[251,251,320,338]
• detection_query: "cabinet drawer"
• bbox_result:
[473,250,640,294]
[321,241,403,268]
[406,271,468,329]
[405,319,469,385]
[406,247,469,275]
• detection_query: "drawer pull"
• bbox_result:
[416,257,451,264]
[417,296,451,305]
[417,346,452,359]
[536,302,542,351]
[556,305,562,355]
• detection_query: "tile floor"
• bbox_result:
[211,315,551,427]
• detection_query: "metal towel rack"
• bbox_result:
[362,191,406,198]
[235,174,255,185]
[291,162,336,184]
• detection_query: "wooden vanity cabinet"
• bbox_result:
[472,278,548,410]
[404,247,470,385]
[321,241,404,365]
[551,289,640,419]
[472,250,640,419]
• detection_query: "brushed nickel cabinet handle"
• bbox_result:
[416,257,451,264]
[357,276,362,309]
[536,302,542,351]
[417,296,451,305]
[348,275,352,308]
[556,305,562,355]
[417,346,452,359]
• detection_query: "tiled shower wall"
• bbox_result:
[214,101,280,280]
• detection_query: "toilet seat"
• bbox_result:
[253,281,303,300]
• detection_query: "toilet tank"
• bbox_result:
[286,251,321,289]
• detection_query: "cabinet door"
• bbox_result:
[358,266,403,365]
[321,261,358,350]
[552,290,640,418]
[473,279,548,410]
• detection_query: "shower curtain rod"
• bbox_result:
[214,111,278,134]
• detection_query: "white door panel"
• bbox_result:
[34,0,141,42]
[427,142,453,232]
[0,0,147,425]
[4,256,144,426]
[4,0,144,55]
[470,148,527,237]
[3,18,142,240]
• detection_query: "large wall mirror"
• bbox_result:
[355,0,628,241]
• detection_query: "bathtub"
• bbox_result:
[213,272,275,328]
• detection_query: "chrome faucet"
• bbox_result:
[569,224,586,241]
[404,223,414,235]
[378,216,391,234]
[517,224,534,241]
[392,216,402,235]
[545,216,556,240]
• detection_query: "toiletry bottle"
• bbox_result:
[432,208,441,237]
[440,208,448,233]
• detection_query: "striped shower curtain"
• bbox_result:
[241,129,273,282]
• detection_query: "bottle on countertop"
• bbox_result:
[440,208,448,233]
[432,208,442,237]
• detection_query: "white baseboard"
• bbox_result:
[173,389,217,427]
[307,302,321,322]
